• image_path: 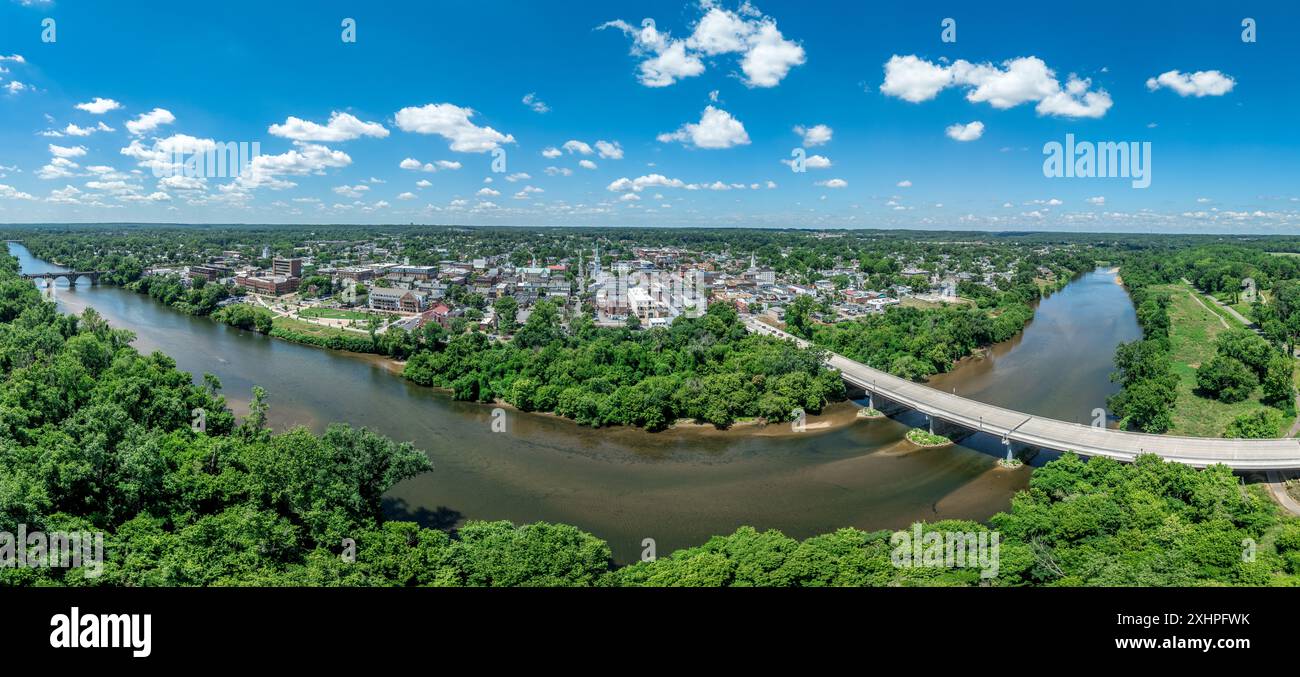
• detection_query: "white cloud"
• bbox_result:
[793,124,832,147]
[816,178,847,188]
[881,55,1112,119]
[393,103,515,152]
[522,93,549,113]
[739,20,805,88]
[126,108,176,136]
[399,157,461,173]
[5,81,28,94]
[945,120,984,141]
[579,159,598,170]
[62,121,115,137]
[397,192,417,200]
[513,185,544,199]
[607,173,689,192]
[896,179,912,187]
[541,147,563,159]
[505,172,531,182]
[880,55,952,103]
[562,140,594,155]
[415,179,432,188]
[1086,196,1105,205]
[37,157,78,180]
[48,144,87,158]
[545,166,573,176]
[231,141,352,190]
[333,184,370,198]
[75,97,123,114]
[1145,70,1235,97]
[268,111,389,142]
[657,106,750,149]
[781,154,831,169]
[595,140,624,159]
[477,187,500,197]
[0,184,35,200]
[600,3,804,88]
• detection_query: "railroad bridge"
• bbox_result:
[22,270,108,286]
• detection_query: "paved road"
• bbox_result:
[1266,471,1300,516]
[744,317,1300,470]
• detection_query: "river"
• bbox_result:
[9,242,1139,562]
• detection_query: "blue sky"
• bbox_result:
[0,0,1297,232]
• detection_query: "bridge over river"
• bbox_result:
[22,270,108,285]
[744,317,1300,470]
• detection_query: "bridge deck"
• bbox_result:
[744,317,1300,470]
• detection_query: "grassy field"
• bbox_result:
[297,307,378,321]
[272,315,367,339]
[1153,283,1288,438]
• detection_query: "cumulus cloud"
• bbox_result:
[333,184,370,198]
[1145,70,1235,97]
[399,158,462,173]
[48,144,87,158]
[562,140,594,155]
[816,178,847,188]
[579,159,598,170]
[0,184,35,200]
[793,124,832,147]
[268,111,389,142]
[75,97,123,114]
[881,55,1112,119]
[522,93,549,113]
[599,2,804,88]
[393,102,515,152]
[945,120,984,141]
[607,173,690,192]
[657,106,750,149]
[595,140,624,159]
[126,108,176,135]
[781,154,831,169]
[62,121,115,137]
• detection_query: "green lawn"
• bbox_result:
[1153,283,1288,438]
[297,307,378,321]
[272,315,367,339]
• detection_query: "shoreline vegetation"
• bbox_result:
[1111,249,1298,439]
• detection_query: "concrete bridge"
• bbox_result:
[22,270,107,286]
[743,317,1300,470]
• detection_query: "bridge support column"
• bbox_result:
[870,394,907,416]
[1001,439,1038,464]
[927,416,969,441]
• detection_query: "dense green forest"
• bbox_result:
[404,300,847,430]
[3,251,1300,586]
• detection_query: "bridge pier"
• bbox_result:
[1000,438,1039,464]
[927,415,971,441]
[868,393,907,416]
